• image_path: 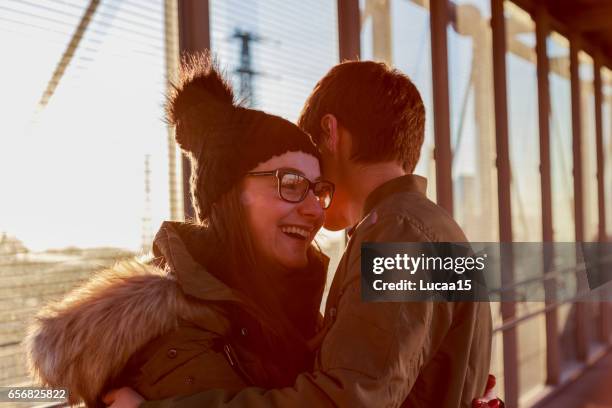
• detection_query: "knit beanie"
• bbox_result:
[166,53,320,222]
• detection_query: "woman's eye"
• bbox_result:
[283,182,301,191]
[282,175,303,187]
[283,180,300,187]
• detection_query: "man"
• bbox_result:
[108,60,492,407]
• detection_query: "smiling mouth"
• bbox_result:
[280,225,311,241]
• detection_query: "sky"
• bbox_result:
[0,0,172,251]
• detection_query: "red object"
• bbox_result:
[472,375,502,408]
[487,374,496,390]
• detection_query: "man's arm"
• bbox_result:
[141,303,434,408]
[141,215,440,408]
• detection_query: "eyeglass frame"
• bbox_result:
[246,169,335,209]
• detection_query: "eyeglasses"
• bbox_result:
[246,169,335,209]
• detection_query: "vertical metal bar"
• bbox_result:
[337,0,361,61]
[569,33,589,361]
[491,0,518,405]
[535,4,560,385]
[177,0,211,221]
[570,35,585,248]
[605,63,612,345]
[164,0,181,221]
[594,57,606,243]
[429,0,453,215]
[535,0,553,245]
[593,55,609,344]
[491,1,512,243]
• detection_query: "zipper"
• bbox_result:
[222,342,258,385]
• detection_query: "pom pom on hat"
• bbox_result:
[166,52,237,153]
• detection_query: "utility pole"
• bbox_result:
[141,155,153,253]
[232,29,262,106]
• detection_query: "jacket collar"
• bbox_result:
[152,221,244,304]
[362,174,427,216]
[152,221,329,316]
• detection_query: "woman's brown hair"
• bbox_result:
[206,184,325,386]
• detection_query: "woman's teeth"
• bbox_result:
[281,226,309,239]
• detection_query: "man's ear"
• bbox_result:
[320,114,340,153]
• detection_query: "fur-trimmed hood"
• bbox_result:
[25,221,328,406]
[24,223,243,407]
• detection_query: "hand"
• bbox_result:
[472,375,503,408]
[103,387,145,408]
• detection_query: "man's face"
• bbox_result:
[318,137,353,231]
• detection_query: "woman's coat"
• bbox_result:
[25,222,327,407]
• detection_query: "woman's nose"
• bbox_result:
[298,190,324,218]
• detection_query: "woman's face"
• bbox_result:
[241,151,325,270]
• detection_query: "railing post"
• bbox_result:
[177,0,211,221]
[569,32,590,361]
[491,0,518,405]
[593,54,609,344]
[430,0,453,215]
[164,0,181,221]
[337,0,361,61]
[535,4,560,385]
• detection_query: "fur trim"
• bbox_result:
[24,259,201,407]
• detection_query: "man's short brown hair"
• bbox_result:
[297,60,425,172]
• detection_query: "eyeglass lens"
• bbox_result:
[279,173,333,209]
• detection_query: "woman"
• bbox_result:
[26,53,335,407]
